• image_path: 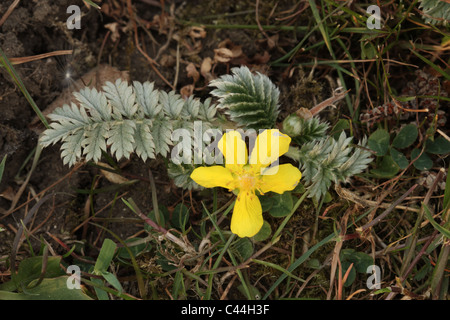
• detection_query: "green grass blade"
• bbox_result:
[0,47,49,129]
[252,259,306,283]
[423,203,450,238]
[308,0,332,54]
[0,155,6,183]
[83,0,101,9]
[409,49,450,81]
[94,238,117,273]
[443,163,450,211]
[263,232,336,299]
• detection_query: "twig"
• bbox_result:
[6,50,74,65]
[335,185,421,213]
[0,0,20,27]
[400,169,446,277]
[357,184,418,232]
[126,198,195,254]
[255,0,273,46]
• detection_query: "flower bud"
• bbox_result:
[282,113,303,137]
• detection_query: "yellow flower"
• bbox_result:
[190,129,302,238]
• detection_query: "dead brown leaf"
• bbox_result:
[180,84,194,99]
[98,162,129,185]
[186,62,200,83]
[252,51,271,64]
[104,22,121,42]
[189,26,206,41]
[0,186,15,202]
[200,57,214,83]
[214,47,234,63]
[218,39,243,59]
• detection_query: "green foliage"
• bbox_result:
[368,125,449,177]
[282,114,329,144]
[268,192,294,217]
[340,249,374,287]
[0,155,6,183]
[91,238,122,299]
[0,256,91,300]
[209,66,280,130]
[252,221,272,242]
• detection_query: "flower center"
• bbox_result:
[238,174,256,191]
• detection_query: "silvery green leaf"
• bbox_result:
[40,103,89,147]
[134,119,155,162]
[198,97,217,122]
[74,88,111,121]
[152,117,173,157]
[167,163,200,190]
[210,66,279,129]
[181,95,200,119]
[133,81,162,118]
[159,91,184,119]
[60,129,84,167]
[103,79,137,118]
[82,122,109,162]
[50,102,90,125]
[294,132,373,201]
[339,137,372,178]
[107,119,136,160]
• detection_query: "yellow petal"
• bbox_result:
[260,164,302,194]
[230,191,263,238]
[190,166,234,189]
[249,129,291,172]
[218,130,248,172]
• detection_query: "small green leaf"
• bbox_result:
[341,261,356,287]
[368,129,390,156]
[330,119,350,139]
[116,238,151,259]
[252,221,272,242]
[360,38,377,59]
[307,259,321,269]
[259,196,274,212]
[91,277,109,300]
[0,277,92,300]
[291,182,306,194]
[392,124,418,149]
[94,239,117,274]
[340,249,374,287]
[3,256,64,291]
[423,203,450,238]
[390,148,409,169]
[101,271,122,294]
[237,284,261,300]
[371,155,399,178]
[232,238,254,261]
[411,149,433,171]
[171,203,189,231]
[269,192,293,217]
[425,136,450,155]
[145,205,169,231]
